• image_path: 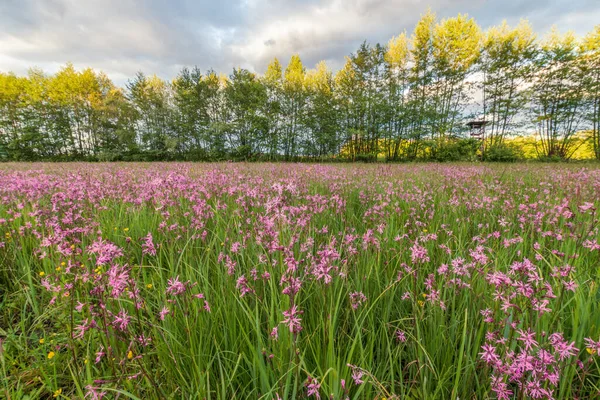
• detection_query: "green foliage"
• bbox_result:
[427,138,480,161]
[483,142,524,162]
[0,19,599,161]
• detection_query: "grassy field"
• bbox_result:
[1,162,600,399]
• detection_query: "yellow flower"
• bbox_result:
[84,359,88,364]
[60,261,66,267]
[39,338,45,344]
[124,227,129,232]
[127,350,133,360]
[55,266,61,272]
[421,293,427,298]
[47,351,55,359]
[114,227,117,231]
[587,348,597,355]
[146,284,153,289]
[39,271,45,277]
[418,300,425,307]
[70,245,75,250]
[53,388,62,398]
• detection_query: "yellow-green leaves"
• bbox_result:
[385,33,410,69]
[284,54,305,93]
[264,58,283,86]
[484,20,536,62]
[305,61,333,95]
[334,57,357,97]
[411,9,436,72]
[433,14,482,74]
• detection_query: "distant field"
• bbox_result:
[1,163,600,399]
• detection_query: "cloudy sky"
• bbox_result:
[1,0,599,85]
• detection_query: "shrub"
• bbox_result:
[430,138,480,162]
[484,142,524,162]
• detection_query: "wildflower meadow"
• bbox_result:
[1,162,600,399]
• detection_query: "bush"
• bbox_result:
[355,153,377,163]
[484,142,524,162]
[230,145,253,161]
[97,151,123,162]
[430,138,480,162]
[183,148,210,161]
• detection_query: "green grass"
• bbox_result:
[0,162,599,399]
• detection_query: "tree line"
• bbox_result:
[1,11,599,162]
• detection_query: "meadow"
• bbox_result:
[1,162,600,399]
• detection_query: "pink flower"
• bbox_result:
[281,305,303,335]
[88,239,123,266]
[85,385,107,399]
[166,276,186,295]
[563,280,578,292]
[236,275,254,297]
[159,306,170,321]
[75,301,86,312]
[480,343,501,366]
[305,376,321,398]
[517,328,538,351]
[395,330,407,343]
[347,364,365,385]
[349,291,367,310]
[410,242,429,264]
[107,264,130,298]
[142,232,157,256]
[73,318,95,339]
[551,338,578,361]
[578,202,595,213]
[584,338,600,355]
[281,276,302,297]
[490,375,512,400]
[112,310,131,331]
[95,347,105,364]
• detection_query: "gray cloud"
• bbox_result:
[0,0,598,85]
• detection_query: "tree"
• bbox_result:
[480,20,537,148]
[304,61,339,158]
[0,15,598,162]
[430,14,482,142]
[384,32,411,159]
[224,68,268,159]
[530,29,586,159]
[127,73,176,157]
[262,58,284,159]
[580,25,600,159]
[172,67,210,156]
[282,55,307,160]
[407,9,436,159]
